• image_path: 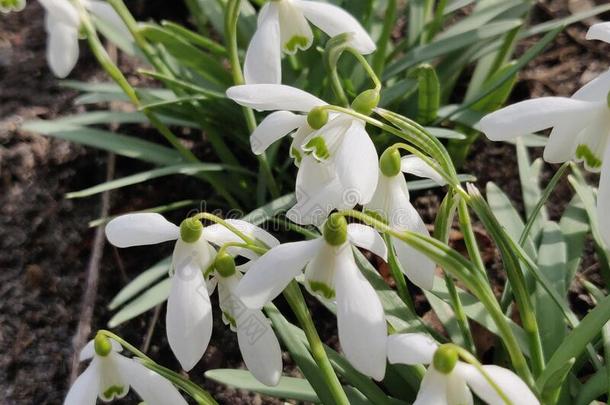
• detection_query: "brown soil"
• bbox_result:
[1,1,610,404]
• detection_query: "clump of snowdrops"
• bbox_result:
[6,0,610,404]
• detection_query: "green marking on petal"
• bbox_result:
[223,311,237,328]
[309,280,335,299]
[0,0,25,12]
[576,144,602,170]
[284,35,309,53]
[303,136,330,161]
[102,385,126,400]
[291,146,302,165]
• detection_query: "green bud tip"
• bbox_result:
[214,252,236,277]
[307,107,329,130]
[180,217,203,243]
[351,89,380,116]
[323,214,348,246]
[433,344,459,374]
[94,333,113,357]
[379,147,401,177]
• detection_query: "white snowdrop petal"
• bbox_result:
[115,356,188,405]
[46,18,80,79]
[249,111,306,154]
[166,261,213,371]
[571,69,610,102]
[226,84,326,112]
[334,251,387,380]
[84,0,130,36]
[244,3,282,84]
[105,213,179,248]
[543,122,582,163]
[347,223,388,261]
[413,367,449,405]
[237,308,283,386]
[277,0,313,54]
[98,355,130,401]
[39,0,80,26]
[236,238,323,308]
[204,219,279,249]
[296,0,376,54]
[586,22,610,45]
[477,97,594,141]
[63,361,100,405]
[400,155,445,185]
[458,363,540,405]
[598,148,610,248]
[447,371,473,405]
[387,333,438,365]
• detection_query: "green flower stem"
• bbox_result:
[435,193,476,354]
[425,0,448,42]
[346,48,382,91]
[225,0,280,200]
[337,209,535,387]
[371,0,396,76]
[382,232,416,313]
[192,213,257,246]
[283,281,351,405]
[457,198,487,281]
[98,330,218,405]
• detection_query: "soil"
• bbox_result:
[1,1,610,404]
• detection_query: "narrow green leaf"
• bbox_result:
[108,278,171,327]
[559,194,590,285]
[415,64,441,124]
[242,194,296,225]
[407,174,476,191]
[424,127,466,140]
[108,258,171,310]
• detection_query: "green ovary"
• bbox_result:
[284,36,309,53]
[309,280,335,300]
[102,385,126,400]
[576,144,602,170]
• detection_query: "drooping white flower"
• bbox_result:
[244,0,376,84]
[38,0,128,78]
[478,22,610,247]
[366,151,444,290]
[105,213,275,372]
[235,215,388,380]
[227,84,379,225]
[64,335,187,405]
[387,334,539,405]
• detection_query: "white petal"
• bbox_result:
[296,0,376,54]
[543,121,582,163]
[172,238,216,275]
[586,22,610,44]
[447,372,473,405]
[334,119,379,204]
[166,261,213,371]
[574,109,610,172]
[250,111,306,154]
[386,333,438,365]
[598,148,610,248]
[334,251,387,380]
[572,69,610,102]
[115,356,188,405]
[237,309,283,386]
[458,363,540,405]
[39,0,79,26]
[277,0,313,54]
[413,367,449,405]
[84,0,130,36]
[401,155,445,185]
[226,84,326,112]
[244,3,282,84]
[105,213,179,248]
[477,97,594,141]
[236,238,323,308]
[46,18,79,78]
[97,355,130,401]
[392,203,436,290]
[203,219,279,249]
[347,223,387,261]
[63,362,99,405]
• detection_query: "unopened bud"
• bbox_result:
[351,89,380,116]
[379,147,401,177]
[180,217,202,243]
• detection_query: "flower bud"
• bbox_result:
[379,147,401,177]
[307,107,329,130]
[351,89,380,116]
[94,333,113,357]
[433,344,459,374]
[180,217,203,243]
[214,251,236,277]
[323,214,348,246]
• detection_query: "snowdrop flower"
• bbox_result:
[236,215,388,380]
[387,334,539,405]
[244,0,375,84]
[64,334,187,405]
[227,84,379,225]
[105,213,270,372]
[366,149,444,290]
[38,0,128,78]
[478,22,610,247]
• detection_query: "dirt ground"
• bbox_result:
[1,1,610,404]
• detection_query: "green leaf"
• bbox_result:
[205,370,319,402]
[540,358,576,404]
[407,174,476,191]
[52,111,198,128]
[524,4,610,38]
[415,64,441,124]
[242,193,296,225]
[108,258,171,310]
[424,127,466,140]
[91,15,138,56]
[108,278,170,327]
[22,121,183,166]
[576,367,607,405]
[89,200,197,228]
[516,137,547,241]
[559,194,590,285]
